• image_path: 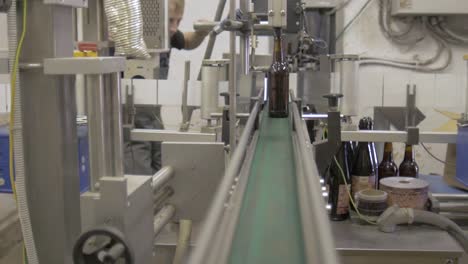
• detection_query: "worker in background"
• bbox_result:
[159,0,210,79]
[124,0,210,175]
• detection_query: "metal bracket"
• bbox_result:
[406,127,420,145]
[43,0,88,8]
[268,0,287,28]
[131,129,216,143]
[303,0,337,8]
[80,176,154,263]
[44,57,126,75]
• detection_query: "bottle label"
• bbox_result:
[352,175,376,194]
[337,184,351,215]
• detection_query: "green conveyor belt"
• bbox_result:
[228,113,305,264]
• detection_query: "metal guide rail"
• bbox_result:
[189,94,339,264]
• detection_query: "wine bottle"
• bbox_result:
[328,142,351,221]
[399,144,419,178]
[351,118,377,196]
[267,27,289,118]
[377,142,398,189]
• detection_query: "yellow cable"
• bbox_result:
[333,156,377,225]
[9,0,27,199]
[9,1,28,263]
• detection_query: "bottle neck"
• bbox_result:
[403,144,415,161]
[272,27,284,63]
[382,142,394,161]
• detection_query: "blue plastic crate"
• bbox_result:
[456,125,468,187]
[0,125,90,193]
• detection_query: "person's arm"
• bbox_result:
[183,30,210,50]
[183,19,211,50]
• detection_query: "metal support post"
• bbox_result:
[86,72,124,190]
[240,34,250,75]
[102,72,124,177]
[197,0,228,80]
[229,0,237,153]
[86,75,106,190]
[19,3,80,263]
[406,84,417,128]
[239,0,251,76]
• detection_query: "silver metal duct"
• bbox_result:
[103,0,150,59]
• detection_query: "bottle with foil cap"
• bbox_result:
[378,142,398,189]
[399,144,419,178]
[351,118,377,198]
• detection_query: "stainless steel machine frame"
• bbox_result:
[18,3,82,263]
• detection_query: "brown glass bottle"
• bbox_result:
[267,28,289,118]
[377,142,398,189]
[399,144,419,178]
[328,142,351,221]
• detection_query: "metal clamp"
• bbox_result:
[406,127,420,145]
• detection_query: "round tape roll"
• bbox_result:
[380,177,429,210]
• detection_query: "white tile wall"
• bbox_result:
[0,14,8,53]
[158,80,183,106]
[343,0,468,175]
[0,84,9,113]
[121,79,158,105]
[435,74,462,109]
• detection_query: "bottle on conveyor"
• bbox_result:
[351,118,377,199]
[399,144,419,178]
[267,27,289,118]
[378,142,398,189]
[328,142,351,221]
